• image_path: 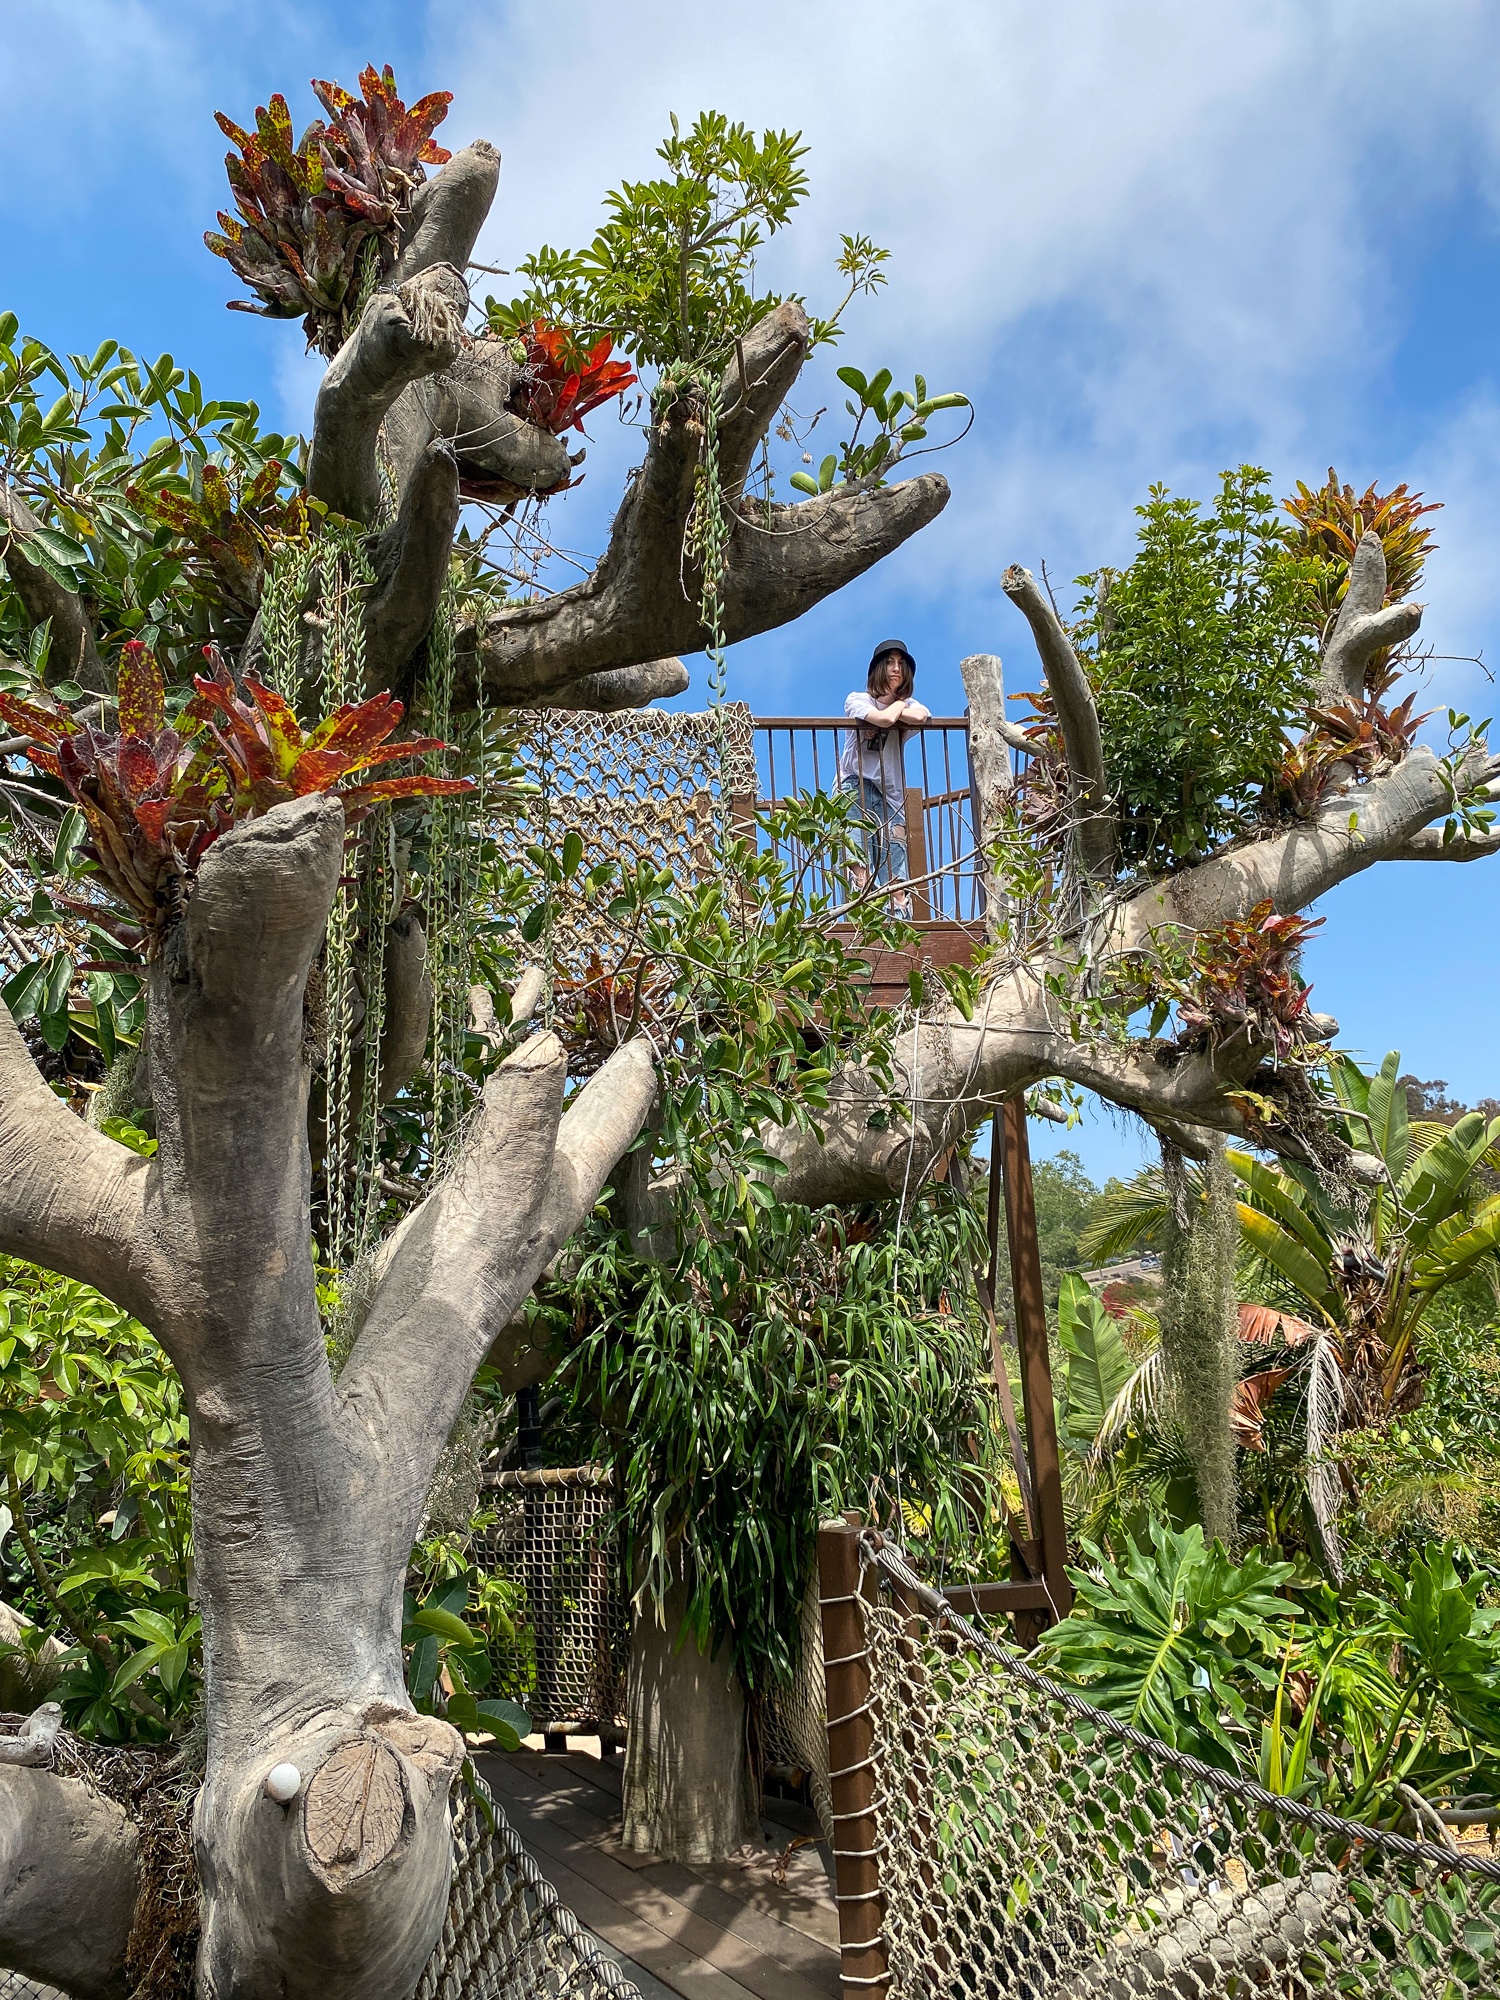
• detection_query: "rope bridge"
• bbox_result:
[817,1521,1500,1999]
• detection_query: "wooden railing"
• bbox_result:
[748,716,985,926]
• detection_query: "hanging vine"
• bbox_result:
[315,526,376,1269]
[419,572,479,1169]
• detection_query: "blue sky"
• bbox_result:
[3,0,1496,1183]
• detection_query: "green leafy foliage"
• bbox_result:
[1056,1272,1136,1445]
[1039,1519,1296,1768]
[488,112,813,373]
[401,1580,531,1749]
[486,111,896,383]
[0,317,302,675]
[1073,467,1323,871]
[788,368,970,494]
[547,1189,997,1689]
[0,1259,193,1739]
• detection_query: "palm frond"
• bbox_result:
[1077,1168,1170,1264]
[1304,1330,1346,1584]
[1091,1348,1166,1466]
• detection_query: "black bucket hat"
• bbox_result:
[869,638,916,672]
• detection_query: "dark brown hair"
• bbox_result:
[867,649,915,701]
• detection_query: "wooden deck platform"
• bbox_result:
[476,1747,842,2000]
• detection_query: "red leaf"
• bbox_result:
[1229,1368,1292,1450]
[0,691,77,744]
[301,692,404,764]
[117,642,166,740]
[337,773,475,820]
[133,799,174,844]
[117,737,164,803]
[243,675,305,774]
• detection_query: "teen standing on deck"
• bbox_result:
[839,639,930,915]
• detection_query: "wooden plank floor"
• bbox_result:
[476,1747,842,2000]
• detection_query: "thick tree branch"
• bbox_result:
[339,1033,656,1505]
[392,140,501,286]
[1387,825,1500,861]
[0,485,108,694]
[147,795,342,1389]
[538,658,691,710]
[361,440,461,698]
[306,265,468,526]
[1001,563,1113,880]
[1320,530,1423,703]
[0,1760,140,2000]
[0,1001,160,1320]
[1108,744,1496,950]
[457,301,950,705]
[960,651,1022,934]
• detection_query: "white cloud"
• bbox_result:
[431,0,1500,694]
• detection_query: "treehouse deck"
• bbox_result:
[749,715,986,1009]
[476,1745,841,2000]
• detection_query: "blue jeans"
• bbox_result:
[841,776,908,888]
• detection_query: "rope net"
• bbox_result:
[474,1466,627,1733]
[856,1539,1500,1999]
[493,704,757,975]
[757,1563,834,1842]
[416,1770,642,2000]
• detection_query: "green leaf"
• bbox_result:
[22,525,89,582]
[520,903,548,943]
[835,366,868,397]
[1236,1204,1336,1314]
[818,454,837,493]
[788,471,818,495]
[1056,1274,1134,1441]
[475,1697,532,1752]
[2,959,48,1023]
[410,1605,482,1650]
[561,829,585,878]
[1365,1051,1410,1176]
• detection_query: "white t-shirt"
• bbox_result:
[839,691,930,810]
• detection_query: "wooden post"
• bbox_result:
[903,787,931,921]
[1000,1098,1074,1628]
[818,1517,889,1998]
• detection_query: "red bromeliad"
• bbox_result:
[1174,899,1324,1059]
[206,65,453,352]
[514,322,637,437]
[0,643,472,953]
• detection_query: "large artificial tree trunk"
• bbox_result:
[621,1578,753,1863]
[0,796,656,1999]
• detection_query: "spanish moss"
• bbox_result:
[1159,1132,1240,1548]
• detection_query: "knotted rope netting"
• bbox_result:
[416,1769,642,1999]
[0,1772,641,2000]
[855,1535,1500,1998]
[473,1465,627,1734]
